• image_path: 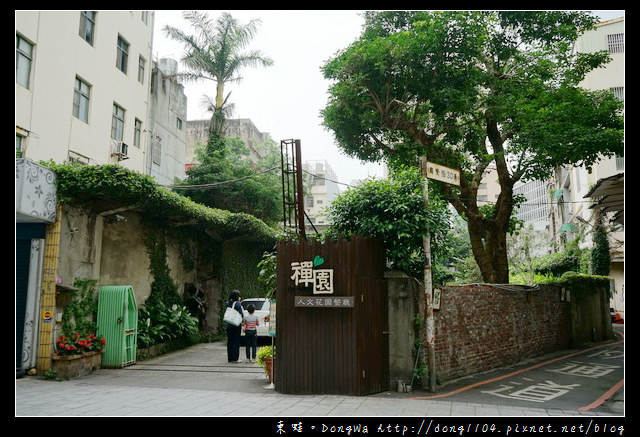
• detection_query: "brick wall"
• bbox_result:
[433,284,570,381]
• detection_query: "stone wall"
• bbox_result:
[433,284,570,382]
[387,279,610,386]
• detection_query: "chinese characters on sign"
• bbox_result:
[294,296,354,308]
[426,161,460,186]
[290,260,334,294]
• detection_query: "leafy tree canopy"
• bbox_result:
[321,11,624,283]
[326,166,453,283]
[179,135,283,227]
[163,11,273,135]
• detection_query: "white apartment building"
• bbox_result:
[16,11,155,170]
[148,58,188,185]
[476,165,501,207]
[549,16,624,315]
[185,118,272,171]
[302,160,341,233]
[15,10,188,375]
[514,179,551,229]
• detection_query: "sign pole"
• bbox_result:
[419,156,437,393]
[265,300,276,389]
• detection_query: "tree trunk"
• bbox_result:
[466,214,510,284]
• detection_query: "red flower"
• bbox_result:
[55,332,106,356]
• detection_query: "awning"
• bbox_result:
[584,173,624,225]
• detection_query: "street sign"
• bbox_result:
[268,300,276,336]
[426,161,460,186]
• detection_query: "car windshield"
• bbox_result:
[241,300,268,311]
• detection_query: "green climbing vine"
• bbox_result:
[60,277,99,335]
[44,162,278,350]
[44,162,278,243]
[557,272,611,302]
[143,228,181,308]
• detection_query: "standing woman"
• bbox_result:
[226,290,243,363]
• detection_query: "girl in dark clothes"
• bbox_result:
[226,290,243,363]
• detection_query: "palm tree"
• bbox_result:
[163,11,273,139]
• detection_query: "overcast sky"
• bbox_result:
[151,10,624,187]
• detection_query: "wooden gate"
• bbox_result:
[275,236,389,395]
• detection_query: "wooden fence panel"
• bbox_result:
[275,237,388,395]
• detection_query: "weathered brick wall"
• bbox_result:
[434,284,570,382]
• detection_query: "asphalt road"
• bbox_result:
[406,325,624,415]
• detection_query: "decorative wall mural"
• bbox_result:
[16,159,57,223]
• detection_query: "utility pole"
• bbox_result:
[280,139,306,240]
[419,156,437,393]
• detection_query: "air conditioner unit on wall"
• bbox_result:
[111,140,130,160]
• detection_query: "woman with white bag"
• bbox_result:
[225,290,244,363]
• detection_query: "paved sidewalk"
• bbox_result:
[15,342,622,418]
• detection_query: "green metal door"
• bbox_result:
[97,286,138,368]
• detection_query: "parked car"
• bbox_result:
[240,298,272,344]
[610,308,624,324]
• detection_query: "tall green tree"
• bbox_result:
[591,214,611,276]
[180,137,283,226]
[165,11,280,224]
[163,11,273,138]
[326,166,452,284]
[321,11,624,283]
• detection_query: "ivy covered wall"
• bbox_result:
[48,163,278,336]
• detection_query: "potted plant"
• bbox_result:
[256,345,275,383]
[51,332,107,379]
[50,278,107,378]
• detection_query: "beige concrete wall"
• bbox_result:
[57,206,204,310]
[385,271,418,387]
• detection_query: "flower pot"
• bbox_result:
[263,356,275,383]
[51,351,103,379]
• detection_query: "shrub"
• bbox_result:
[533,252,579,277]
[137,301,199,349]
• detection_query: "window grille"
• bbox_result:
[607,33,624,53]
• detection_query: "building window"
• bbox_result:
[152,134,162,165]
[134,119,142,148]
[607,33,624,53]
[16,34,33,88]
[111,104,125,141]
[176,117,183,130]
[138,56,146,84]
[73,77,91,123]
[150,68,158,94]
[16,134,25,157]
[141,11,149,25]
[116,35,129,74]
[610,86,624,102]
[79,11,96,45]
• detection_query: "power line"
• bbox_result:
[166,166,280,190]
[166,165,360,191]
[300,168,356,188]
[167,164,604,209]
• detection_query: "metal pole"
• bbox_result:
[419,156,437,392]
[294,140,306,240]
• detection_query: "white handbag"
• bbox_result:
[224,302,243,326]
